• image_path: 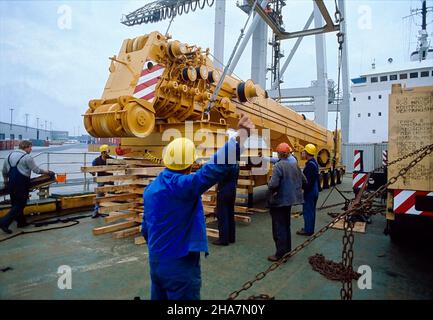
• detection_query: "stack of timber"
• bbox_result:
[81,158,163,244]
[82,157,269,244]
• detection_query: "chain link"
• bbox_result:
[226,143,433,300]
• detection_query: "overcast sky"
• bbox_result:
[0,0,430,135]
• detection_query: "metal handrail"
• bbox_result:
[0,151,105,191]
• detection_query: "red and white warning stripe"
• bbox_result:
[393,189,433,216]
[382,150,388,166]
[133,60,165,102]
[352,172,368,189]
[353,150,362,171]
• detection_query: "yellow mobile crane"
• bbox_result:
[83,31,345,190]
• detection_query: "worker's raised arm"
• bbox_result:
[177,113,254,197]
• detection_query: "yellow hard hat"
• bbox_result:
[303,144,317,155]
[163,138,197,171]
[99,144,109,153]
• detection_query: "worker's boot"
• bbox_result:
[212,240,229,246]
[1,225,13,234]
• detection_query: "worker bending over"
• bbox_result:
[297,144,319,236]
[91,144,113,218]
[267,143,304,262]
[142,114,254,300]
[1,140,54,234]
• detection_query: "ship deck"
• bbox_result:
[1,176,432,300]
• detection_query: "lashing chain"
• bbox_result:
[226,143,433,300]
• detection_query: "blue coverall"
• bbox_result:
[142,138,240,300]
[0,153,30,229]
[216,164,239,244]
[302,158,320,234]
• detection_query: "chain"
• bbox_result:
[143,151,163,164]
[227,143,433,300]
[340,214,355,299]
[309,253,360,281]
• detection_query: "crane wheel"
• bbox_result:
[330,170,336,186]
[318,173,324,191]
[336,169,342,184]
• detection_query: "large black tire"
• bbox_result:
[330,170,336,186]
[318,172,324,191]
[322,172,330,189]
[336,169,342,184]
[388,217,403,244]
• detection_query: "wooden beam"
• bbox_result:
[236,188,249,195]
[104,211,139,223]
[107,159,159,166]
[95,184,141,193]
[235,206,249,213]
[206,228,219,238]
[234,215,251,223]
[81,165,126,173]
[126,167,164,176]
[96,175,137,183]
[98,202,136,214]
[203,205,215,215]
[112,226,141,239]
[134,236,147,245]
[248,208,269,214]
[95,193,138,203]
[93,221,138,235]
[238,179,254,186]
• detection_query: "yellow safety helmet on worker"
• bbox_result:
[99,144,109,153]
[163,137,197,171]
[303,144,317,156]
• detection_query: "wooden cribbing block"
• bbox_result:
[95,184,140,193]
[107,159,159,166]
[202,194,215,202]
[81,165,126,173]
[248,208,269,214]
[112,226,141,239]
[126,167,164,176]
[98,202,136,214]
[134,236,147,245]
[206,228,219,238]
[95,193,138,203]
[239,170,251,176]
[134,179,154,186]
[237,179,254,186]
[104,211,138,223]
[96,175,137,183]
[331,220,366,233]
[236,188,249,195]
[234,215,251,223]
[203,205,216,215]
[235,206,249,213]
[205,216,217,224]
[93,221,138,235]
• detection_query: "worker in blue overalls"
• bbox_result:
[213,164,239,246]
[142,114,254,300]
[297,144,319,236]
[1,140,53,234]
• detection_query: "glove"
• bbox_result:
[48,171,56,179]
